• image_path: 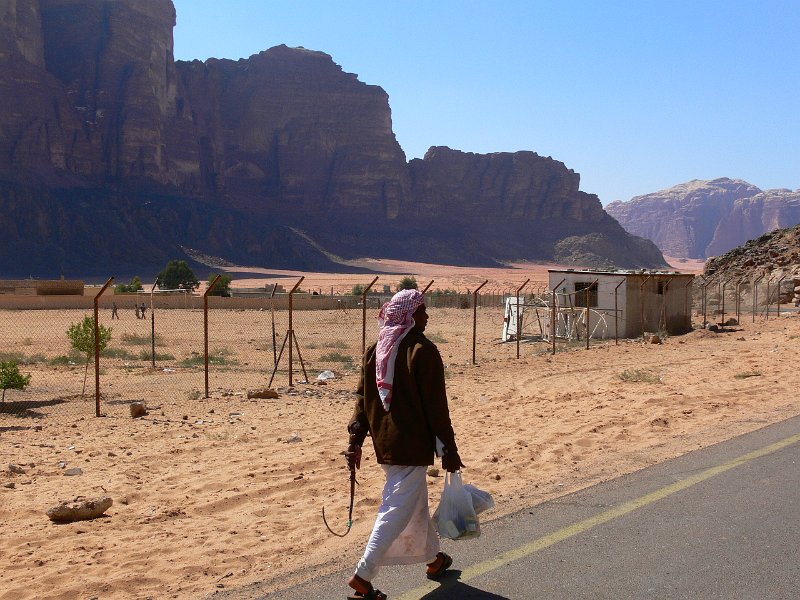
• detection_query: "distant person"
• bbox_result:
[134,304,140,319]
[140,303,147,319]
[344,289,463,599]
[111,302,119,320]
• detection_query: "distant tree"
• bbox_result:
[67,316,112,398]
[115,276,143,294]
[396,276,418,292]
[207,273,232,297]
[351,284,366,296]
[156,260,199,291]
[0,361,31,403]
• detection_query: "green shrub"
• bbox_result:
[115,276,143,294]
[138,349,175,361]
[734,371,762,379]
[0,351,45,365]
[619,369,661,384]
[396,276,418,292]
[0,361,31,402]
[319,351,354,364]
[67,316,112,397]
[121,332,164,346]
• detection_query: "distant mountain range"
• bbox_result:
[0,0,665,279]
[606,178,800,260]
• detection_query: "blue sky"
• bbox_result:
[171,1,799,204]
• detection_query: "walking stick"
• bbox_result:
[322,465,357,537]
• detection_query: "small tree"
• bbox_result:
[0,361,31,403]
[67,316,112,398]
[396,276,418,292]
[207,273,232,297]
[156,260,199,291]
[351,284,366,296]
[115,276,143,294]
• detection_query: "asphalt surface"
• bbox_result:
[215,414,800,599]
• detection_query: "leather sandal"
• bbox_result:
[426,551,453,579]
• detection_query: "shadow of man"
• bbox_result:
[420,570,511,600]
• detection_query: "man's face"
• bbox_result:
[412,303,428,332]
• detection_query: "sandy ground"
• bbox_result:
[1,275,798,599]
[220,257,705,296]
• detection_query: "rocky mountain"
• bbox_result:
[0,0,665,278]
[704,224,800,282]
[606,179,800,260]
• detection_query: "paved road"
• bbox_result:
[216,414,800,599]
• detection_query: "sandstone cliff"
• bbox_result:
[0,0,665,277]
[605,179,762,259]
[705,189,800,257]
[606,179,800,260]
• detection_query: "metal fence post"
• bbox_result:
[614,278,625,344]
[639,275,652,338]
[514,279,530,359]
[422,280,434,294]
[150,277,158,368]
[720,277,729,331]
[472,280,489,364]
[585,279,598,350]
[776,275,786,317]
[752,273,764,323]
[204,274,221,398]
[93,277,114,417]
[361,277,379,358]
[287,276,304,386]
[551,278,566,355]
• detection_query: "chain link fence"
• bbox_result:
[4,273,792,423]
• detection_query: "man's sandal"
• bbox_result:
[347,590,387,600]
[426,551,453,580]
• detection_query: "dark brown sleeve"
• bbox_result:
[413,342,458,453]
[347,348,370,446]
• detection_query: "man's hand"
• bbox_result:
[441,449,465,473]
[345,443,362,470]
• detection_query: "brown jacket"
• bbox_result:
[348,329,457,466]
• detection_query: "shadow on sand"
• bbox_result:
[0,397,67,419]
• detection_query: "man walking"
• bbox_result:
[344,289,463,599]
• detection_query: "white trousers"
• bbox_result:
[355,465,440,582]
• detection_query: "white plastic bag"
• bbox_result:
[434,471,480,540]
[464,483,495,515]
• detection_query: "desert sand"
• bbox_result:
[2,260,797,600]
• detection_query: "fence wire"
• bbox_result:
[2,275,793,423]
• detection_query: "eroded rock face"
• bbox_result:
[0,0,666,275]
[705,190,800,257]
[606,178,762,259]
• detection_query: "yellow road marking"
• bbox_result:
[397,432,800,599]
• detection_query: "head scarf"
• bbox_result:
[375,289,425,411]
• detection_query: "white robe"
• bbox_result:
[355,465,440,581]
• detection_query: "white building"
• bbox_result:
[547,269,694,339]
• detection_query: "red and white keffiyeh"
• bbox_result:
[375,289,425,411]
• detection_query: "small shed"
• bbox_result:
[547,269,694,339]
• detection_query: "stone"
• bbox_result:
[606,178,761,259]
[247,389,279,399]
[129,402,148,418]
[0,1,664,277]
[46,496,113,523]
[63,467,83,476]
[427,467,440,477]
[4,482,15,489]
[649,335,662,344]
[8,464,25,474]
